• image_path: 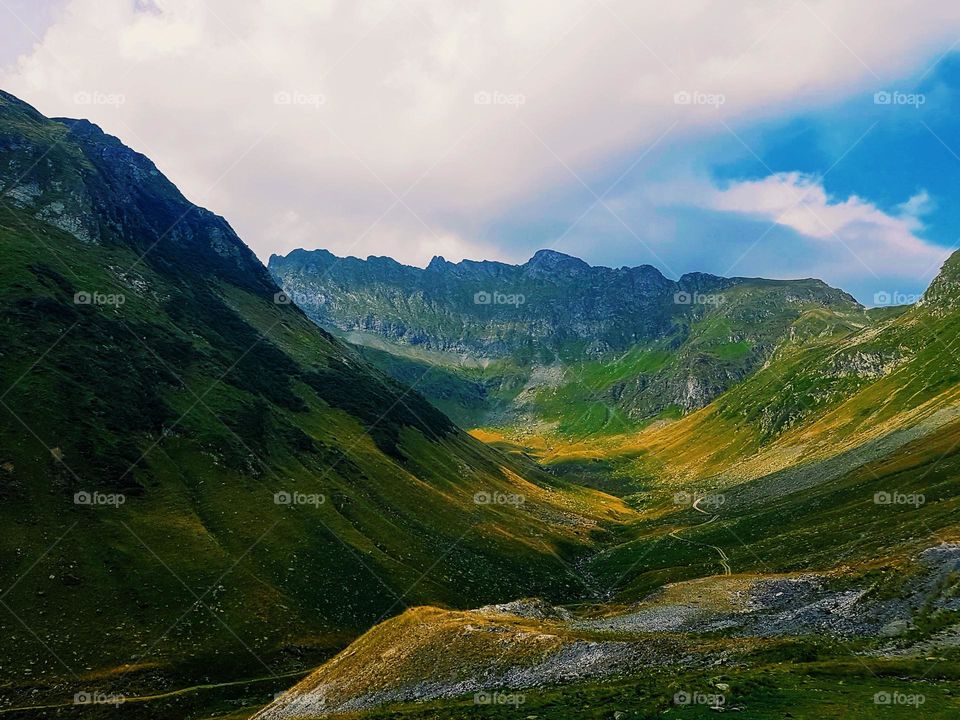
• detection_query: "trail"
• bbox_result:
[0,669,309,716]
[667,496,732,576]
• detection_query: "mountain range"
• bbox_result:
[269,248,869,435]
[262,243,960,719]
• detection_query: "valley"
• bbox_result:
[0,92,632,718]
[0,89,958,720]
[258,246,960,718]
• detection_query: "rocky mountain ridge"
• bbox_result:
[269,247,868,431]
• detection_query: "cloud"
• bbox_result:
[703,173,947,278]
[3,0,960,268]
[624,172,950,302]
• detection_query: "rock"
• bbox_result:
[880,619,911,637]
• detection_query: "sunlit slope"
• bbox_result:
[569,260,960,491]
[252,601,726,720]
[254,552,960,719]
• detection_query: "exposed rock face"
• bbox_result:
[476,597,573,621]
[0,91,275,295]
[826,350,908,379]
[270,249,859,360]
[918,248,960,315]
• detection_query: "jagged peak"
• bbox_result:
[526,248,588,265]
[427,255,451,271]
[678,271,726,285]
[523,248,591,276]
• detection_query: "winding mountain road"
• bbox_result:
[668,496,732,576]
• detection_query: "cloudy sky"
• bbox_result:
[3,0,960,303]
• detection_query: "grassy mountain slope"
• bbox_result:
[565,252,960,492]
[0,91,635,713]
[513,252,960,600]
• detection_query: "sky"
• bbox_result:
[3,1,960,304]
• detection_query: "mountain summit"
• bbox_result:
[523,248,592,275]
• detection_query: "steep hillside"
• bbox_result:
[576,250,960,492]
[269,248,866,434]
[0,91,634,714]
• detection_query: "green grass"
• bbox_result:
[587,413,960,601]
[709,339,752,359]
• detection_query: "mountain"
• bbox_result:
[512,248,960,602]
[0,91,634,716]
[269,248,866,435]
[572,250,960,491]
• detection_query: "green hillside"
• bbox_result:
[587,252,960,490]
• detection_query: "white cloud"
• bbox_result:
[645,172,951,292]
[3,0,960,267]
[708,173,944,276]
